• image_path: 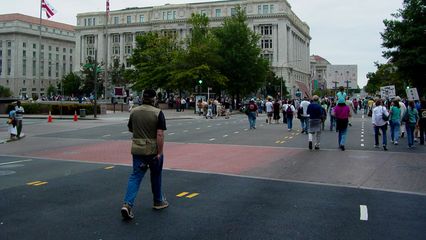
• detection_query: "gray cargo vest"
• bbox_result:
[130,104,161,156]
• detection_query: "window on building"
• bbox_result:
[41,52,44,59]
[125,33,133,43]
[70,56,72,62]
[56,63,59,77]
[258,5,262,14]
[125,45,132,55]
[231,8,237,16]
[7,49,11,57]
[63,55,66,61]
[49,53,52,60]
[56,54,59,61]
[7,41,11,47]
[88,18,92,26]
[7,59,11,75]
[127,16,132,24]
[63,48,66,53]
[32,60,36,76]
[33,51,36,58]
[70,49,73,54]
[23,50,26,58]
[87,47,95,56]
[126,60,131,68]
[56,47,59,52]
[48,66,52,77]
[93,18,96,25]
[261,39,272,49]
[215,9,222,17]
[49,46,52,51]
[113,46,120,55]
[200,10,207,16]
[260,25,272,35]
[173,11,176,19]
[0,59,2,76]
[270,5,274,13]
[22,59,26,76]
[140,15,145,23]
[41,44,44,50]
[63,63,66,75]
[87,35,95,44]
[84,19,87,26]
[263,5,269,14]
[70,64,73,73]
[33,43,37,49]
[23,42,26,48]
[114,16,119,24]
[112,34,120,43]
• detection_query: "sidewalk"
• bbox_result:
[0,108,240,143]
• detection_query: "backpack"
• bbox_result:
[297,107,303,119]
[286,105,293,116]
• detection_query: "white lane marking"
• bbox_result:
[244,129,249,131]
[360,205,368,221]
[362,115,365,119]
[102,134,111,138]
[168,133,175,136]
[361,143,365,147]
[234,131,239,134]
[361,139,364,142]
[196,128,201,130]
[208,125,212,128]
[223,135,228,138]
[361,135,364,138]
[216,123,222,126]
[0,159,32,166]
[183,130,189,133]
[209,138,215,141]
[121,131,128,134]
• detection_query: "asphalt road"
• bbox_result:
[1,112,426,239]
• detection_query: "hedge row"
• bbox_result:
[6,103,100,115]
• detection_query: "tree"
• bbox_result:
[126,32,179,92]
[0,85,12,98]
[214,7,269,101]
[170,13,227,93]
[365,62,404,96]
[81,57,103,96]
[381,0,426,96]
[47,84,57,97]
[62,72,82,96]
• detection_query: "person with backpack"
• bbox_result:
[404,100,419,148]
[285,100,296,131]
[247,99,258,129]
[372,99,389,151]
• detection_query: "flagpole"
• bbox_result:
[38,0,43,100]
[104,1,109,100]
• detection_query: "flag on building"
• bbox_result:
[106,0,110,16]
[41,0,57,19]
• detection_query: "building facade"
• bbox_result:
[310,55,330,92]
[326,65,358,91]
[75,0,311,98]
[0,14,75,99]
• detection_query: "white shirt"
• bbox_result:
[372,105,389,126]
[300,100,310,117]
[265,101,273,113]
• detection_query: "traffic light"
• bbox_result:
[198,79,203,85]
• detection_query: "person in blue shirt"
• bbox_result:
[336,86,347,104]
[307,95,324,150]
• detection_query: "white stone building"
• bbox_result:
[75,0,311,98]
[0,14,75,98]
[326,65,358,91]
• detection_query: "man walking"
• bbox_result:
[307,95,323,150]
[15,101,25,138]
[300,97,310,134]
[121,89,168,220]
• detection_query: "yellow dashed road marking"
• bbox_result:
[186,193,199,198]
[104,166,115,170]
[27,181,48,186]
[176,192,190,197]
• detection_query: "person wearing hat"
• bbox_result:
[121,89,169,220]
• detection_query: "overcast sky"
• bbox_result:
[1,0,403,87]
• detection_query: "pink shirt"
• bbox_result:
[333,105,350,119]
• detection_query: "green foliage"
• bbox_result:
[47,84,57,97]
[381,0,426,96]
[214,6,269,97]
[365,62,405,96]
[62,72,82,96]
[0,85,12,97]
[81,58,104,96]
[6,102,100,115]
[126,32,178,91]
[110,58,127,86]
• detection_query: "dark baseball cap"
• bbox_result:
[143,89,156,98]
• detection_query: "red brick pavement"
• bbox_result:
[27,141,303,175]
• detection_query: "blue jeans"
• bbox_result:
[248,112,257,129]
[374,124,388,146]
[390,120,400,142]
[338,128,347,146]
[406,123,416,147]
[329,116,336,131]
[124,154,164,207]
[287,117,293,129]
[300,117,309,132]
